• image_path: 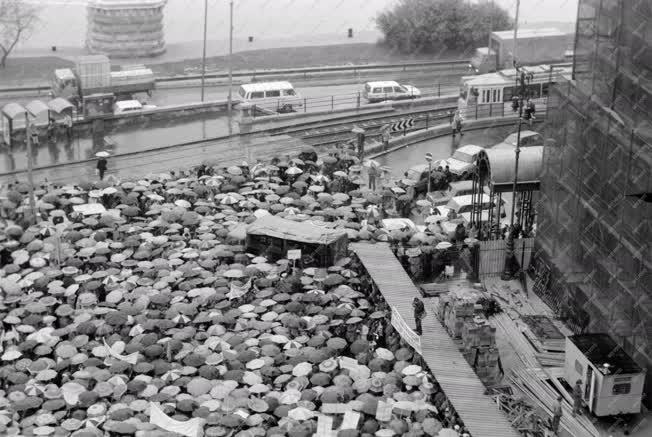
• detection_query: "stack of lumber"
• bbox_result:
[521,315,566,352]
[489,389,550,435]
[535,352,566,367]
[492,313,600,437]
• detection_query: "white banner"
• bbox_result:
[150,402,205,437]
[391,306,422,354]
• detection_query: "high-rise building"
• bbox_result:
[534,0,652,397]
[86,0,167,58]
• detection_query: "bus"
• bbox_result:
[457,64,572,117]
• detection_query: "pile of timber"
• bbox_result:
[489,389,551,435]
[492,313,600,437]
[521,315,566,352]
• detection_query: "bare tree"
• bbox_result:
[0,0,40,68]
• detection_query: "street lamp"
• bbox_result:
[200,0,208,102]
[227,0,234,118]
[425,152,433,197]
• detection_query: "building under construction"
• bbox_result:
[533,0,652,398]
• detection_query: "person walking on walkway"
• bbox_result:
[452,110,464,138]
[572,380,583,416]
[551,395,563,435]
[412,297,425,335]
[96,157,108,181]
[368,164,378,191]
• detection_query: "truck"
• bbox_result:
[469,28,574,74]
[51,55,156,117]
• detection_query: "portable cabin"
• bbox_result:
[245,215,348,267]
[564,334,645,416]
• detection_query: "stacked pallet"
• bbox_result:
[438,288,482,338]
[461,316,501,386]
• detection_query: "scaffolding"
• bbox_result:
[533,0,652,399]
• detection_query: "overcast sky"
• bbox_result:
[22,0,578,49]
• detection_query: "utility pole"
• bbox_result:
[512,0,520,67]
[502,67,528,280]
[200,0,208,102]
[25,117,37,224]
[487,0,494,59]
[227,0,234,117]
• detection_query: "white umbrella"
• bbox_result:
[174,199,191,209]
[363,159,381,168]
[227,166,243,175]
[286,166,303,175]
[220,194,239,205]
[95,151,110,158]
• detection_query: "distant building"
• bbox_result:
[86,0,167,58]
[534,0,652,399]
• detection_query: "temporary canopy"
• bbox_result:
[245,215,348,266]
[48,98,74,114]
[246,215,345,245]
[25,100,50,117]
[478,146,543,192]
[1,103,26,120]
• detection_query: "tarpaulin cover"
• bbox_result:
[246,215,346,245]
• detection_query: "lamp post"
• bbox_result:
[227,0,234,118]
[200,0,208,102]
[425,152,433,197]
[501,66,530,280]
[25,118,37,224]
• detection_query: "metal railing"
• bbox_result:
[249,83,461,117]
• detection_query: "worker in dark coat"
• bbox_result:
[412,297,425,335]
[96,157,108,181]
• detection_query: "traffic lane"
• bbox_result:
[375,124,516,178]
[147,77,458,107]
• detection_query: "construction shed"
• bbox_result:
[245,215,348,267]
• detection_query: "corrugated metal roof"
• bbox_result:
[352,243,520,437]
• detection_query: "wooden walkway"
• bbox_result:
[352,242,520,437]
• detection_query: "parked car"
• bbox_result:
[363,81,421,103]
[492,130,543,149]
[443,145,485,180]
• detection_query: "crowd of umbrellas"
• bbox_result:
[0,147,470,436]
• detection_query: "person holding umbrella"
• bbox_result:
[96,151,109,181]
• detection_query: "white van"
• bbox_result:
[238,81,302,112]
[363,81,421,103]
[113,100,156,114]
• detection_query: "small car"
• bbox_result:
[443,145,485,180]
[363,81,421,103]
[492,130,544,149]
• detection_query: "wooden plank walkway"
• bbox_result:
[352,242,520,437]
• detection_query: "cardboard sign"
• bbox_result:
[340,411,360,430]
[316,415,334,437]
[73,203,106,216]
[391,307,422,354]
[375,400,393,421]
[339,356,358,371]
[287,249,302,260]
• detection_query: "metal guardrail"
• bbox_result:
[0,59,469,94]
[249,84,460,117]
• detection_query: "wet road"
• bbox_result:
[376,124,516,178]
[0,119,519,188]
